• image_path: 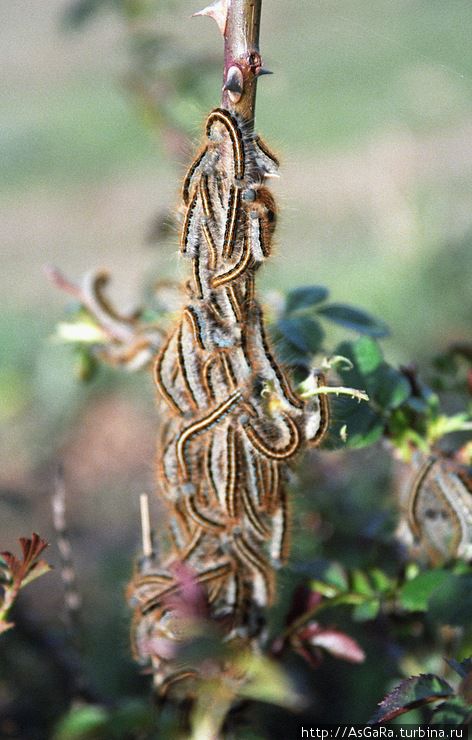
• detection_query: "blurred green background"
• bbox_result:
[1,1,472,736]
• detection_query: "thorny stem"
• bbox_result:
[223,0,263,123]
[196,0,264,125]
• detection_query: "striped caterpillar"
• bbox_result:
[127,108,330,693]
[396,452,472,566]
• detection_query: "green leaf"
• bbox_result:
[236,654,302,709]
[431,697,472,726]
[369,569,393,593]
[329,397,384,449]
[316,304,390,338]
[369,674,454,724]
[399,569,448,612]
[351,569,374,597]
[352,337,384,375]
[276,317,324,355]
[336,339,410,411]
[352,599,380,622]
[285,285,329,314]
[271,335,311,368]
[53,705,109,740]
[368,365,411,410]
[335,339,383,387]
[310,580,339,598]
[107,700,154,736]
[429,574,472,627]
[20,560,53,589]
[323,562,349,591]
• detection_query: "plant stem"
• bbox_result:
[222,0,263,124]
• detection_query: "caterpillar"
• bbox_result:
[128,107,331,693]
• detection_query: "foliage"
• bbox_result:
[0,534,52,634]
[275,285,472,458]
[44,277,472,736]
[3,2,472,738]
[369,659,472,725]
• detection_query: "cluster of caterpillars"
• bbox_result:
[128,108,330,692]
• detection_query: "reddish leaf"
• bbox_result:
[20,533,48,570]
[0,552,22,581]
[296,622,365,665]
[1,534,49,587]
[369,674,454,724]
[165,561,209,620]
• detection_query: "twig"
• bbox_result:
[51,464,82,635]
[140,493,153,559]
[195,0,265,123]
[223,0,263,122]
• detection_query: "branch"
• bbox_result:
[195,0,266,124]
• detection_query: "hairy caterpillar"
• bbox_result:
[127,108,330,692]
[396,452,472,565]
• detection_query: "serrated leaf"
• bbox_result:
[352,599,380,622]
[316,304,389,338]
[399,569,448,612]
[285,285,329,314]
[276,317,324,355]
[369,674,454,724]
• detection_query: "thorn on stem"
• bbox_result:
[193,0,229,36]
[224,65,244,103]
